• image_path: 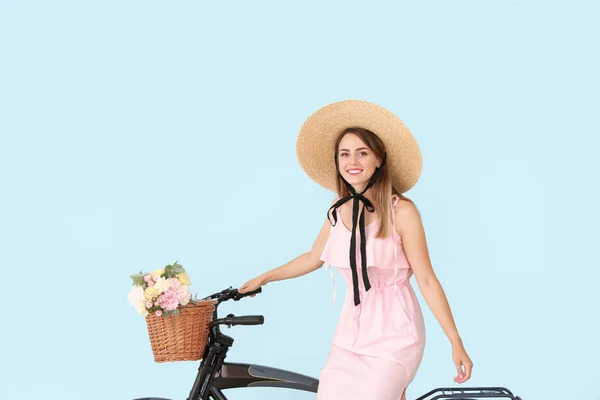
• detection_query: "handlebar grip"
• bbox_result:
[229,315,264,326]
[234,286,262,300]
[247,287,262,296]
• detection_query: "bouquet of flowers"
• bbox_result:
[127,261,192,317]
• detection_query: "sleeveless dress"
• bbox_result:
[316,195,426,400]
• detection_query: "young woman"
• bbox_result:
[239,100,473,400]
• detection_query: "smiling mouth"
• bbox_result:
[346,169,363,176]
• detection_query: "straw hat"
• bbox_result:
[296,100,422,194]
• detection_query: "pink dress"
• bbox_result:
[316,195,426,399]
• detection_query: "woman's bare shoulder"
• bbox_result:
[394,198,417,211]
[393,199,422,232]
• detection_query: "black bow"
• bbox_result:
[327,152,387,306]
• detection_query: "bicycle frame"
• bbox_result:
[194,362,318,399]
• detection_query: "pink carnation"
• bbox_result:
[155,310,162,317]
[157,288,180,311]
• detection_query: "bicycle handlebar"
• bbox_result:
[202,286,262,304]
[210,314,265,328]
[201,286,265,329]
[233,287,262,301]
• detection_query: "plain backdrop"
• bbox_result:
[1,1,599,399]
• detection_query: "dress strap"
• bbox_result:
[325,197,340,305]
[391,195,400,294]
[325,263,336,305]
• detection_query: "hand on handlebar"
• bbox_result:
[238,276,266,297]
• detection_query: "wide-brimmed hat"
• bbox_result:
[296,100,422,194]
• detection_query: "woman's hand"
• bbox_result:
[238,275,266,296]
[452,343,473,383]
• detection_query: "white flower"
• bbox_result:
[135,303,149,316]
[153,277,171,293]
[178,285,191,306]
[127,285,144,307]
[127,285,149,316]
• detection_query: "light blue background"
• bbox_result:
[1,1,598,399]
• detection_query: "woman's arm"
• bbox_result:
[263,216,331,283]
[238,217,331,292]
[394,200,473,383]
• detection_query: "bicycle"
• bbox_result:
[134,286,523,400]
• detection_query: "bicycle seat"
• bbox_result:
[133,397,172,400]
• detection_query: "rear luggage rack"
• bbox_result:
[415,386,522,400]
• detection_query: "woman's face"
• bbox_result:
[337,133,381,190]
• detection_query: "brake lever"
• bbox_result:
[225,313,234,328]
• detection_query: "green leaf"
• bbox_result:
[130,273,146,286]
[160,309,179,317]
[162,260,184,278]
[171,261,185,275]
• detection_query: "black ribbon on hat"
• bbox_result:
[327,152,387,306]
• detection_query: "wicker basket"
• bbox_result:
[145,300,216,362]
